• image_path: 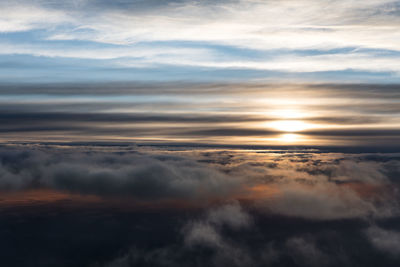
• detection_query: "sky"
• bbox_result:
[1,1,400,267]
[1,0,400,83]
[1,82,400,148]
[0,0,399,148]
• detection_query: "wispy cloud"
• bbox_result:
[1,0,400,81]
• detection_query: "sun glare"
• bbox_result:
[279,133,300,142]
[269,120,312,132]
[269,109,305,119]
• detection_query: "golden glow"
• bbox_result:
[269,109,306,119]
[279,133,300,143]
[269,120,313,132]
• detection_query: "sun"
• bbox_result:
[279,133,299,142]
[269,120,312,132]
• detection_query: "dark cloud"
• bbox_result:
[0,145,399,267]
[285,237,330,267]
[183,202,251,247]
[0,112,264,124]
[1,82,399,96]
[0,146,242,201]
[365,226,400,256]
[0,145,399,219]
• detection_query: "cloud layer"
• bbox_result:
[1,144,399,220]
[0,83,399,147]
[1,0,400,81]
[0,144,400,266]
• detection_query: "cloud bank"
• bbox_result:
[0,144,400,266]
[0,145,399,220]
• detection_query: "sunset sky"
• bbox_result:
[1,1,400,267]
[1,82,400,147]
[0,1,400,148]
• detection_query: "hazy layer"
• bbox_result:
[1,83,399,147]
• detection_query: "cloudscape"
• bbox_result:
[0,1,400,267]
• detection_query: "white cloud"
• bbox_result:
[0,42,212,61]
[2,0,400,75]
[0,3,72,32]
[36,0,400,52]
